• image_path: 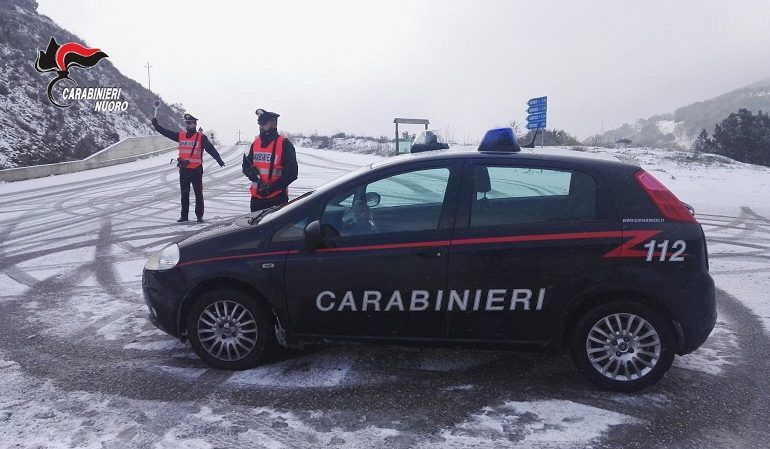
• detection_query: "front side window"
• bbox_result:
[273,215,309,242]
[471,166,597,227]
[321,167,451,237]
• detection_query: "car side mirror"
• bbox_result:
[365,192,381,208]
[304,220,323,250]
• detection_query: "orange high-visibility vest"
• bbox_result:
[250,135,286,199]
[177,132,203,169]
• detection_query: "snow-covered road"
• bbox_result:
[0,145,769,448]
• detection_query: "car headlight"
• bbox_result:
[145,244,180,271]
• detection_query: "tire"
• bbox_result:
[186,288,270,370]
[570,300,676,392]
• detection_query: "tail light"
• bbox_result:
[634,169,696,223]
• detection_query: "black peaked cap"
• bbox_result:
[255,108,280,124]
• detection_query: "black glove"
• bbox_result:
[151,118,158,127]
[258,184,273,196]
[242,155,262,182]
[244,165,261,183]
[218,160,225,167]
[248,170,262,183]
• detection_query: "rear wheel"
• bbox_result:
[186,288,270,370]
[570,300,676,392]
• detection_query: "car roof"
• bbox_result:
[369,146,638,172]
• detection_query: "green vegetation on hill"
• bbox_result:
[517,129,581,147]
[694,108,770,167]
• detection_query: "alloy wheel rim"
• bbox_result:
[585,313,661,381]
[197,300,258,361]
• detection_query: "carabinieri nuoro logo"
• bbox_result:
[34,37,127,111]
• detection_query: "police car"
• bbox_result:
[143,128,716,391]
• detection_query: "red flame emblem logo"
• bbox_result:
[34,37,109,108]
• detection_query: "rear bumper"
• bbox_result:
[676,273,717,355]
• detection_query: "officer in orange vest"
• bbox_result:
[241,109,298,212]
[152,113,225,223]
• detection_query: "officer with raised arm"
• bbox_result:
[152,113,225,223]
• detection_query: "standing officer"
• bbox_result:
[152,113,225,223]
[241,108,298,212]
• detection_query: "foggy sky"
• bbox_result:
[35,0,770,145]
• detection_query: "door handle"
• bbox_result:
[417,250,444,258]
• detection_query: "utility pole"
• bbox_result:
[237,130,242,144]
[144,61,153,91]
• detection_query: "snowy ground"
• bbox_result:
[0,143,768,448]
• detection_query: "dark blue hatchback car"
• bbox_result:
[143,131,715,391]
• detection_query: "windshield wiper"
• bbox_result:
[289,190,313,203]
[248,205,282,225]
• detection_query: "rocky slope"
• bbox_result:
[0,0,184,168]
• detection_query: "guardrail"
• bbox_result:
[0,135,176,183]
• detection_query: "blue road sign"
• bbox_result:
[527,105,547,114]
[527,113,547,122]
[527,96,547,107]
[526,120,547,130]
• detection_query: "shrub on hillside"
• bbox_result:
[519,128,581,146]
[694,108,770,167]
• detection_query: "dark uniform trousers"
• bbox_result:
[250,192,288,212]
[180,166,204,219]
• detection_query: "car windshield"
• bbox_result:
[257,164,372,224]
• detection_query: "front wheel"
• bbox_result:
[570,300,676,392]
[186,288,270,370]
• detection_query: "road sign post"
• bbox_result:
[526,120,546,130]
[525,96,547,148]
[527,96,547,107]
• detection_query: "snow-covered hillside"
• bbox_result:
[586,76,770,149]
[0,0,183,169]
[289,135,393,157]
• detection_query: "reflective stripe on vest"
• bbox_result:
[178,132,203,169]
[250,135,287,199]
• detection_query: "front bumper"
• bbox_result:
[142,268,188,339]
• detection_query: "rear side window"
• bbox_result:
[471,166,597,227]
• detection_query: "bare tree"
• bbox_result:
[508,120,523,137]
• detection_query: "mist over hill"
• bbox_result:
[585,77,770,149]
[0,0,185,169]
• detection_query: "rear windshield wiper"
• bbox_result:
[248,205,282,225]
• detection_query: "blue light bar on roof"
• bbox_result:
[478,128,521,152]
